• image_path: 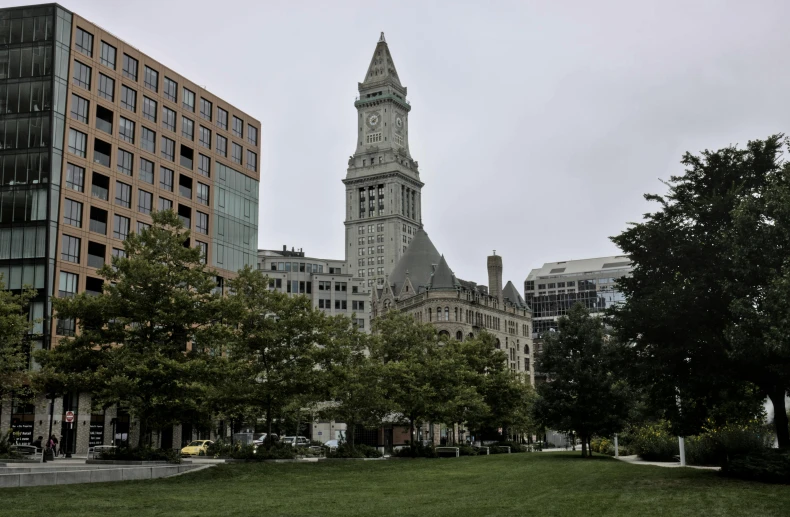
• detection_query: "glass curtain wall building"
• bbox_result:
[0,3,261,452]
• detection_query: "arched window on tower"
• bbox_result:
[456,331,463,341]
[437,306,442,321]
[444,307,449,321]
[524,344,530,355]
[495,339,501,349]
[516,339,520,352]
[428,308,432,322]
[454,307,458,321]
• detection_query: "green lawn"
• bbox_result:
[2,453,789,517]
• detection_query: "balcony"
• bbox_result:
[93,150,110,168]
[96,118,112,135]
[179,185,192,199]
[93,138,112,168]
[91,173,109,201]
[91,185,108,201]
[89,206,108,235]
[87,242,106,269]
[87,254,104,268]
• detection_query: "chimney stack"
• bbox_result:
[487,251,503,305]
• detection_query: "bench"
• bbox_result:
[10,445,44,463]
[88,445,117,459]
[495,446,511,454]
[472,446,490,455]
[435,447,459,458]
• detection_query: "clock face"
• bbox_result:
[396,117,403,128]
[368,114,379,126]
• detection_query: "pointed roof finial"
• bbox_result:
[379,32,386,43]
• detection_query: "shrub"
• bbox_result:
[100,446,181,463]
[721,449,790,484]
[492,441,527,453]
[0,430,22,459]
[393,443,437,458]
[254,443,297,460]
[629,421,678,462]
[457,445,478,456]
[327,443,382,458]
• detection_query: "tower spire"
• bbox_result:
[362,32,401,87]
[379,32,386,42]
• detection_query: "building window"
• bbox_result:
[75,27,93,56]
[358,226,364,234]
[98,73,114,101]
[142,96,157,122]
[394,134,404,146]
[365,132,382,144]
[199,98,212,121]
[231,143,242,164]
[161,136,175,161]
[123,54,138,80]
[66,163,85,192]
[63,199,82,227]
[141,127,155,153]
[115,180,131,208]
[248,126,258,145]
[121,85,136,112]
[61,234,81,263]
[162,106,176,132]
[199,126,211,149]
[68,129,87,157]
[119,117,135,143]
[137,221,150,234]
[197,183,209,205]
[139,158,154,184]
[182,116,194,140]
[138,189,153,214]
[183,87,195,112]
[116,148,133,176]
[113,215,130,240]
[197,241,208,264]
[59,271,79,298]
[217,107,228,129]
[56,318,76,336]
[100,41,116,69]
[72,60,91,90]
[232,116,243,137]
[160,166,174,191]
[163,77,177,102]
[70,93,88,123]
[158,197,173,212]
[198,154,210,177]
[246,150,257,172]
[144,66,158,92]
[216,134,227,157]
[196,211,208,234]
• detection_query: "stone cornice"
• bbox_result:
[343,171,424,189]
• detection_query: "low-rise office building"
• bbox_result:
[258,246,371,331]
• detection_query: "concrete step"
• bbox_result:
[0,464,210,488]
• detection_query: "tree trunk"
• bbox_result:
[138,415,147,449]
[266,399,273,449]
[349,420,356,450]
[410,418,416,454]
[769,388,789,449]
[580,435,587,457]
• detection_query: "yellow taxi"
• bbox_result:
[180,440,213,457]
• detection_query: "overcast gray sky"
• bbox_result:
[32,0,790,287]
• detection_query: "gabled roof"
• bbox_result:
[503,281,528,309]
[429,255,458,290]
[388,229,441,296]
[362,32,402,88]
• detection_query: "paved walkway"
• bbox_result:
[615,454,720,470]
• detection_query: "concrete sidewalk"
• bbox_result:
[616,454,720,470]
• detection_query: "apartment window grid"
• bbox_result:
[113,215,130,240]
[72,60,91,90]
[59,271,79,298]
[247,126,258,145]
[196,211,208,234]
[118,117,134,143]
[199,98,212,121]
[117,149,133,176]
[98,73,114,100]
[63,199,82,227]
[163,77,177,102]
[66,163,85,192]
[216,134,227,157]
[100,41,116,69]
[160,167,174,191]
[198,154,210,177]
[246,150,257,172]
[217,107,228,130]
[161,136,175,161]
[138,190,153,214]
[61,235,81,263]
[199,126,211,149]
[122,54,138,80]
[197,241,208,264]
[181,116,194,140]
[197,183,209,205]
[144,66,158,92]
[75,27,93,56]
[162,106,176,132]
[231,142,242,165]
[139,158,154,184]
[232,116,243,137]
[121,85,136,112]
[142,96,157,122]
[68,129,86,157]
[158,197,173,212]
[70,93,88,123]
[183,87,195,112]
[141,127,155,153]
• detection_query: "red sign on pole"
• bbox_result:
[65,411,75,423]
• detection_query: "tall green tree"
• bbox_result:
[0,278,35,403]
[36,210,224,447]
[534,304,631,457]
[224,266,331,447]
[611,135,790,447]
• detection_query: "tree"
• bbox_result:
[224,266,330,447]
[37,210,224,448]
[611,135,790,447]
[0,277,35,404]
[534,304,631,457]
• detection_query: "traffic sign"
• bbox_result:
[65,411,75,423]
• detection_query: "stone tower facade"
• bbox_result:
[487,253,504,305]
[343,33,424,290]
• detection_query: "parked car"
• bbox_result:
[180,440,213,457]
[323,439,341,449]
[252,433,279,445]
[281,436,310,447]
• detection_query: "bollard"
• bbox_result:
[678,436,686,466]
[614,434,619,458]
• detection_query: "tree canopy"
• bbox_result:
[0,278,35,404]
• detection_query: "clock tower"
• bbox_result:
[343,33,424,291]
